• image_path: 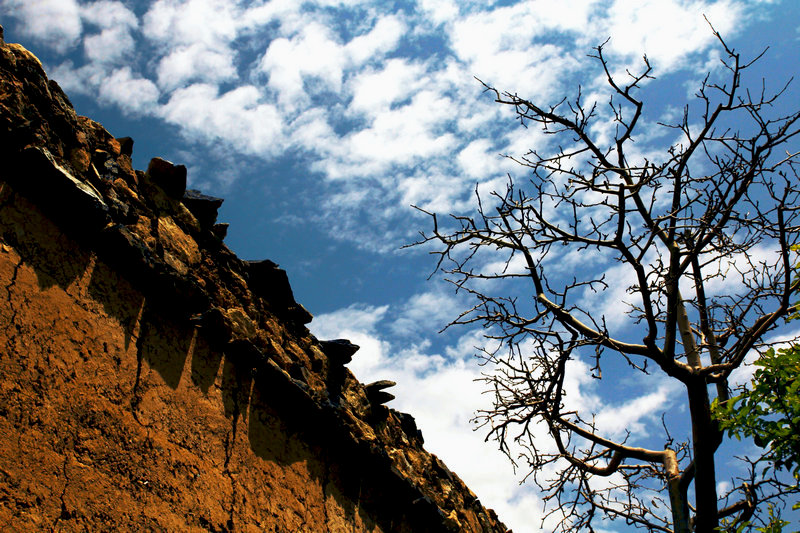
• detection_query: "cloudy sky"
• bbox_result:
[2,0,800,530]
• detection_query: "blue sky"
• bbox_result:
[2,0,800,531]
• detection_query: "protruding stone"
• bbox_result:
[289,303,313,325]
[157,215,201,274]
[246,259,313,325]
[201,307,232,345]
[10,146,110,232]
[320,339,359,364]
[0,25,4,43]
[92,150,121,181]
[395,411,423,444]
[183,188,224,229]
[366,380,396,405]
[365,380,396,391]
[212,223,229,240]
[368,390,395,405]
[247,259,286,297]
[116,136,133,157]
[146,157,186,199]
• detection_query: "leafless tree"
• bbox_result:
[412,28,800,532]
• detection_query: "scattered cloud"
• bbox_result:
[160,83,285,155]
[81,1,138,64]
[6,0,772,253]
[258,14,405,110]
[417,0,459,25]
[2,0,83,53]
[98,66,160,114]
[601,0,744,70]
[155,43,237,90]
[594,381,680,437]
[388,289,462,337]
[258,22,349,107]
[348,58,426,113]
[142,0,240,48]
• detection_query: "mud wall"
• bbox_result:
[0,34,507,533]
[0,186,387,531]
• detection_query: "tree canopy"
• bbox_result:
[413,27,800,532]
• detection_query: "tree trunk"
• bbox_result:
[676,296,719,529]
[664,450,691,533]
[688,379,719,531]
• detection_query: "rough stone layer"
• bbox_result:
[0,33,508,533]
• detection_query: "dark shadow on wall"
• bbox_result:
[86,259,145,352]
[0,186,92,293]
[244,367,443,533]
[219,350,252,421]
[135,304,192,390]
[191,334,225,396]
[0,182,150,356]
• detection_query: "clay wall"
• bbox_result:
[0,36,507,533]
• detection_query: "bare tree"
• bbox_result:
[412,28,800,532]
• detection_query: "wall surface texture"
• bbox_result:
[0,32,508,533]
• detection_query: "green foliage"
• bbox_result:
[718,504,792,533]
[719,504,791,533]
[756,504,791,533]
[712,344,800,478]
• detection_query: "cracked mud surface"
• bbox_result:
[0,193,391,532]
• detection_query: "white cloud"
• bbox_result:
[142,0,239,48]
[83,26,136,64]
[258,14,406,110]
[417,0,459,25]
[311,302,389,337]
[81,1,139,65]
[160,84,284,155]
[396,172,460,214]
[3,0,83,52]
[457,138,503,178]
[699,244,783,297]
[288,107,338,150]
[259,22,348,107]
[141,0,246,91]
[81,0,137,28]
[345,14,405,64]
[345,90,457,165]
[594,381,679,437]
[578,260,640,330]
[48,61,98,96]
[156,43,236,90]
[449,4,536,64]
[349,58,426,112]
[389,289,462,337]
[601,0,744,71]
[447,2,591,97]
[98,66,160,114]
[238,0,301,31]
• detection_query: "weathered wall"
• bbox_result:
[0,32,508,533]
[0,186,376,531]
